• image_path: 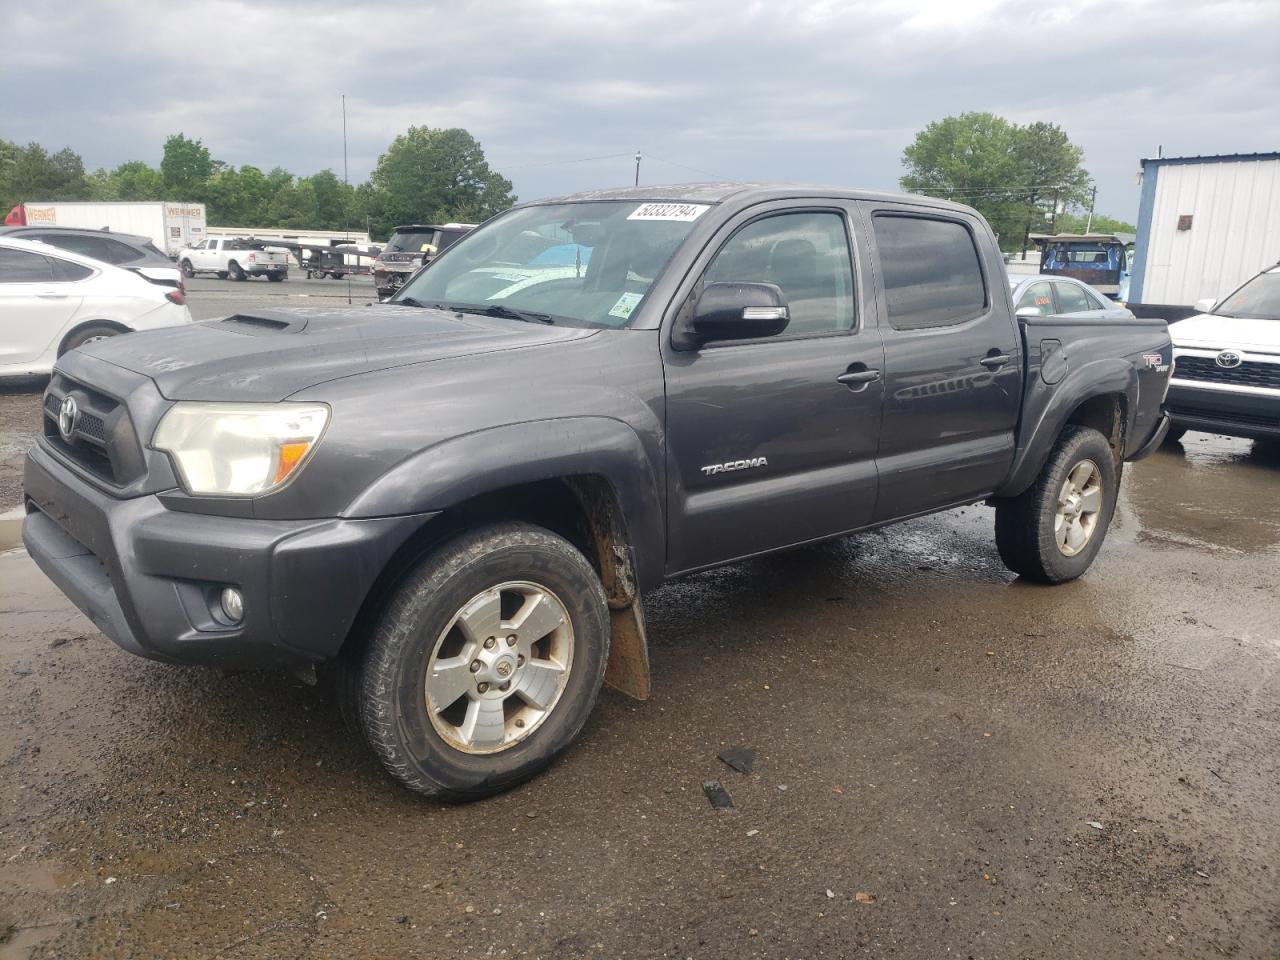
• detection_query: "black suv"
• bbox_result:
[373,223,473,298]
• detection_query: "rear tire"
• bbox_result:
[1163,424,1188,444]
[994,425,1118,584]
[343,522,609,799]
[228,261,245,281]
[60,323,123,355]
[268,272,284,282]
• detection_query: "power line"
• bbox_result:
[643,153,737,183]
[501,152,635,172]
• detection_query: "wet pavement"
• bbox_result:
[1,317,1278,957]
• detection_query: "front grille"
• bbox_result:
[1175,355,1280,389]
[42,374,143,486]
[1169,406,1279,429]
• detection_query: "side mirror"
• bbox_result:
[1015,305,1042,318]
[674,281,790,350]
[1193,297,1216,314]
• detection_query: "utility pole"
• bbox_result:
[1050,189,1060,233]
[342,95,349,188]
[1085,185,1098,233]
[1021,191,1038,261]
[634,150,641,187]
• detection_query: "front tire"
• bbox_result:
[180,259,195,278]
[994,425,1119,583]
[1163,424,1188,445]
[345,522,610,799]
[228,261,245,281]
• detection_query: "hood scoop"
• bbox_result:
[219,313,309,336]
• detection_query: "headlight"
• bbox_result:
[153,402,329,496]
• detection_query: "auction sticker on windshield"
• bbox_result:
[627,203,710,222]
[609,292,645,320]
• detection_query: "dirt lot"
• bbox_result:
[1,289,1278,958]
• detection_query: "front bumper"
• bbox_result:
[1167,383,1280,440]
[22,442,432,669]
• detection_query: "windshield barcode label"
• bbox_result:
[627,203,710,222]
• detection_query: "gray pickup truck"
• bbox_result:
[22,184,1172,798]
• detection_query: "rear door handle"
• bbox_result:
[980,354,1012,369]
[37,290,68,299]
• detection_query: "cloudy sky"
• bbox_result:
[2,0,1277,221]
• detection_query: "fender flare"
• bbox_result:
[995,357,1137,498]
[343,416,665,591]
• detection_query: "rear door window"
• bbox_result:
[33,233,110,261]
[872,215,986,330]
[1054,282,1093,314]
[0,248,56,282]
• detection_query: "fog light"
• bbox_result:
[220,587,244,623]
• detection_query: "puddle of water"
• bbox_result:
[0,507,24,554]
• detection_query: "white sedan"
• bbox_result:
[1009,274,1135,320]
[0,236,192,379]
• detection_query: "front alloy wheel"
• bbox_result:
[345,522,610,799]
[425,581,573,754]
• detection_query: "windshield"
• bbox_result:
[1215,269,1280,320]
[394,200,707,327]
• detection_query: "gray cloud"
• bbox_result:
[2,0,1277,220]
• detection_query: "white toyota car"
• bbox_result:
[1167,263,1280,444]
[0,236,193,379]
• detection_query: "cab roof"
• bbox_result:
[526,181,977,216]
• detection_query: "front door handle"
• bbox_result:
[37,290,68,299]
[980,353,1012,369]
[836,367,881,391]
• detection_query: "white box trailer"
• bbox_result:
[1128,151,1280,320]
[3,201,207,257]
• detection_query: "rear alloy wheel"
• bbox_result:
[60,323,122,355]
[228,261,245,281]
[994,425,1118,583]
[345,522,609,799]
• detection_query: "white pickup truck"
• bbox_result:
[178,237,289,282]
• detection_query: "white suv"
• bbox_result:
[0,236,193,379]
[1167,264,1280,443]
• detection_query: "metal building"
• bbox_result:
[1128,151,1280,320]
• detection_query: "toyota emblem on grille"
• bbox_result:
[58,396,79,441]
[1215,351,1242,369]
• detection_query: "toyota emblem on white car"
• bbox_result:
[58,396,79,441]
[1215,351,1242,369]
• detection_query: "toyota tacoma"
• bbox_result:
[23,184,1173,799]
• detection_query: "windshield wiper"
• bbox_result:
[394,296,430,308]
[462,304,556,325]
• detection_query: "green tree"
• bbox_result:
[900,113,1093,251]
[367,127,514,236]
[0,141,90,210]
[160,133,215,201]
[1053,211,1136,235]
[87,160,164,201]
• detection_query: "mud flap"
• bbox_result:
[606,599,651,701]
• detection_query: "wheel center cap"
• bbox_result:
[495,658,515,679]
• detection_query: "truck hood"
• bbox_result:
[79,304,598,401]
[1170,312,1280,355]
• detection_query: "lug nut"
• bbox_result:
[484,637,497,650]
[470,660,482,673]
[477,682,490,693]
[517,655,525,666]
[515,718,525,728]
[507,635,517,646]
